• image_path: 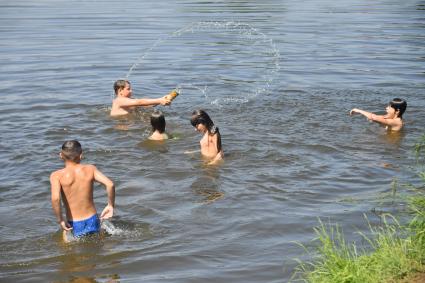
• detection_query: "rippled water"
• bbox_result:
[0,0,424,282]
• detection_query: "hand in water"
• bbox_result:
[60,220,72,231]
[100,204,114,220]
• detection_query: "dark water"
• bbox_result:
[1,0,424,282]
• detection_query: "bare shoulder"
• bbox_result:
[115,96,131,105]
[50,169,63,180]
[81,164,97,172]
[386,117,402,127]
[50,169,65,187]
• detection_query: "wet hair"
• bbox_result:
[190,109,222,152]
[61,140,82,162]
[389,98,407,119]
[113,79,130,95]
[150,110,166,133]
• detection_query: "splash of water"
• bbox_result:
[101,219,150,239]
[126,21,280,107]
[101,219,126,235]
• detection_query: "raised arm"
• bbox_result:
[50,172,72,231]
[93,166,115,220]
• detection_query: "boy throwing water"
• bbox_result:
[50,140,115,240]
[110,79,172,116]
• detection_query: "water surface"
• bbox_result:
[0,0,424,282]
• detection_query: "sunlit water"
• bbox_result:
[0,0,424,282]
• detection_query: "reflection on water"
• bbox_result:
[137,139,169,153]
[380,130,405,147]
[52,220,153,282]
[62,274,120,283]
[191,166,225,204]
[112,109,152,133]
[56,233,105,273]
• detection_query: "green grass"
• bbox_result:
[293,135,425,283]
[293,196,425,283]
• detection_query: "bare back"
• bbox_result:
[54,164,97,221]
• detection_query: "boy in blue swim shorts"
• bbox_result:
[68,214,101,237]
[50,140,115,241]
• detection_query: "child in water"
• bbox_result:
[350,98,407,132]
[190,109,223,165]
[148,110,169,141]
[50,140,115,241]
[110,79,171,117]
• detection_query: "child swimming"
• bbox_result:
[148,110,169,141]
[190,109,223,165]
[350,98,407,132]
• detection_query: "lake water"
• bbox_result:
[0,0,424,282]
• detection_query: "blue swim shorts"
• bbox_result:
[68,214,100,237]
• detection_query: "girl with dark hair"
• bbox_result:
[350,98,407,131]
[190,109,223,165]
[148,110,169,141]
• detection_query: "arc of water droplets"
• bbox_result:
[126,21,281,107]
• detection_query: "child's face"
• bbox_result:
[194,123,207,133]
[119,83,132,97]
[386,105,397,118]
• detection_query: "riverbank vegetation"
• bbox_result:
[294,135,425,283]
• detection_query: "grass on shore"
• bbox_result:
[293,194,425,283]
[294,135,425,283]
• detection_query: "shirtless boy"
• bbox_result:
[110,79,171,116]
[50,140,115,239]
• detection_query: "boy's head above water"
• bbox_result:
[113,79,131,96]
[151,110,166,133]
[388,98,407,119]
[61,140,82,162]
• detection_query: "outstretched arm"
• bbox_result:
[93,166,115,219]
[118,96,171,108]
[349,108,375,120]
[50,172,72,231]
[350,108,399,127]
